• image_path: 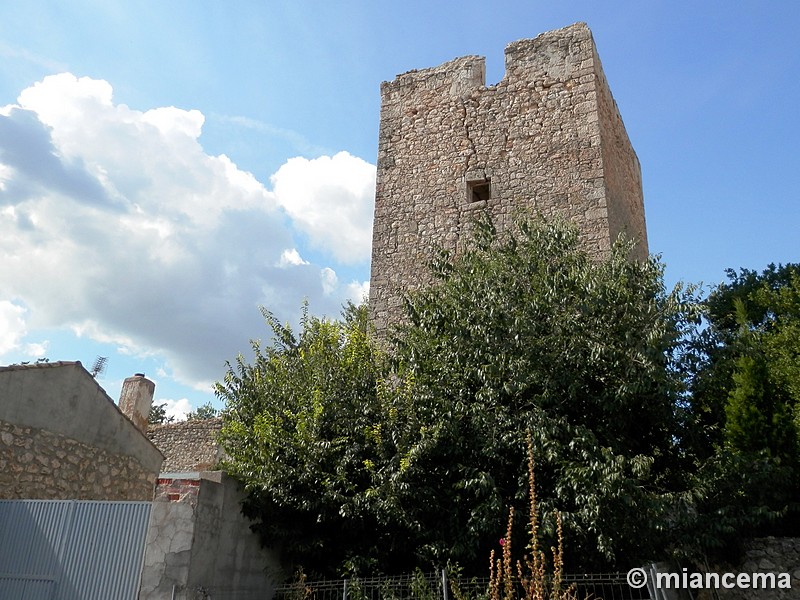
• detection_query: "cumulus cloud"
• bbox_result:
[0,73,374,388]
[271,152,376,264]
[157,398,193,422]
[0,300,48,358]
[345,280,370,305]
[320,267,338,296]
[0,107,111,207]
[277,248,309,267]
[0,301,27,355]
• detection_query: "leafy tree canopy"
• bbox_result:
[186,401,220,421]
[217,302,396,575]
[148,401,174,425]
[693,263,800,459]
[382,216,698,571]
[676,263,800,561]
[217,215,702,576]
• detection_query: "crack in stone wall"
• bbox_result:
[368,22,647,335]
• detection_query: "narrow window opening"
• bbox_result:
[468,179,491,203]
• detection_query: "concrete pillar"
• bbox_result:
[119,373,155,433]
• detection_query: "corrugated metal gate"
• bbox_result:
[0,499,152,600]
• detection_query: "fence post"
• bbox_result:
[343,578,349,600]
[441,568,449,600]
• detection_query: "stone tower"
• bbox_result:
[368,22,648,334]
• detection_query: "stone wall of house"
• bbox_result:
[147,418,223,472]
[368,22,647,334]
[0,420,156,501]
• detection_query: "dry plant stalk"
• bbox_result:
[489,433,578,600]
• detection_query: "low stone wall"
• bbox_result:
[147,418,223,472]
[0,420,156,501]
[695,538,800,600]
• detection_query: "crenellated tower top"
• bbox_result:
[369,23,647,334]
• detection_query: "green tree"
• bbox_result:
[218,214,700,576]
[676,263,800,562]
[724,330,795,457]
[186,401,220,421]
[217,302,399,576]
[699,264,800,459]
[380,215,698,571]
[148,401,174,425]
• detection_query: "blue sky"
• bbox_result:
[1,1,798,418]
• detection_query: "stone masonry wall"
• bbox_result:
[368,22,647,334]
[697,537,800,600]
[592,41,647,253]
[0,419,156,501]
[147,418,223,473]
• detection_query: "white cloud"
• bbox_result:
[271,152,376,264]
[345,280,370,305]
[0,300,27,355]
[277,248,309,267]
[157,398,193,422]
[321,267,338,296]
[24,341,49,357]
[142,106,205,139]
[0,73,374,389]
[0,301,49,359]
[0,163,12,190]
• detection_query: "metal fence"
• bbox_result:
[275,571,447,600]
[172,585,279,600]
[563,573,651,600]
[274,569,652,600]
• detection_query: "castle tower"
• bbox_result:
[368,22,647,334]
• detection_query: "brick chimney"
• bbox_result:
[119,373,155,433]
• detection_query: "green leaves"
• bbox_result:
[216,303,395,576]
[381,215,693,571]
[677,263,800,561]
[217,214,799,577]
[699,264,800,461]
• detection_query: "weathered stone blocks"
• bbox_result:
[0,420,155,500]
[368,22,647,334]
[701,538,800,600]
[147,418,223,473]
